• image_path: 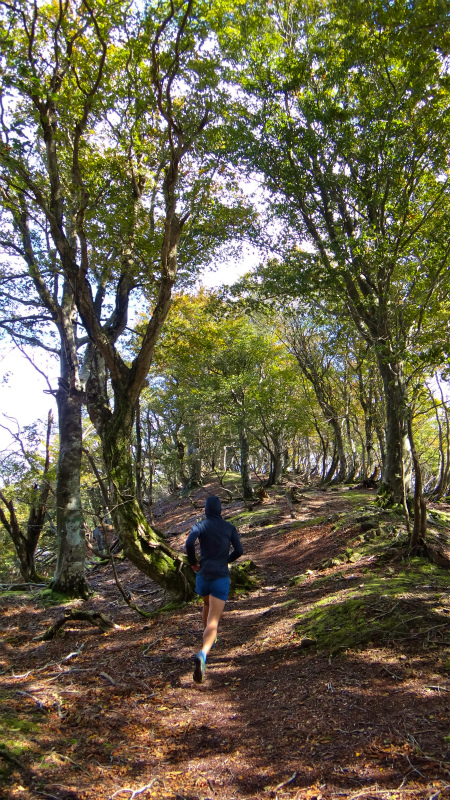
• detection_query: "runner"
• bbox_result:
[185,495,243,683]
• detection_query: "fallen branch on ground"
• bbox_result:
[35,610,118,641]
[109,778,164,799]
[0,583,47,591]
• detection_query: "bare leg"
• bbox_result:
[202,594,226,656]
[202,595,210,630]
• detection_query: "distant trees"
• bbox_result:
[220,0,450,507]
[0,413,54,582]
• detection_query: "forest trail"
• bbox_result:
[2,481,450,800]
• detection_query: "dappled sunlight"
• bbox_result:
[2,486,450,799]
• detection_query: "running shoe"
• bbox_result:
[193,651,206,683]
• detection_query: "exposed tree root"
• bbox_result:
[35,610,118,641]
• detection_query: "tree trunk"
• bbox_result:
[0,494,43,583]
[100,398,195,600]
[51,372,89,598]
[51,298,89,599]
[428,377,450,499]
[273,437,285,484]
[377,360,410,504]
[135,398,143,512]
[323,444,338,484]
[328,419,346,483]
[238,422,254,499]
[186,434,202,490]
[407,412,427,551]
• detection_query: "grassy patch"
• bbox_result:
[0,712,38,759]
[294,559,450,654]
[290,516,328,530]
[229,506,282,528]
[0,717,39,735]
[39,588,75,606]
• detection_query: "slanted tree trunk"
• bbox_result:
[323,443,339,484]
[101,397,195,600]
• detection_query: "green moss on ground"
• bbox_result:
[0,711,39,759]
[39,588,76,606]
[294,559,450,654]
[230,559,258,593]
[290,516,328,530]
[229,507,282,528]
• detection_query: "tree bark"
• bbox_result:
[51,353,88,598]
[101,401,195,600]
[407,411,427,551]
[238,421,254,498]
[377,359,410,504]
[135,398,144,512]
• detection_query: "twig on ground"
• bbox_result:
[382,665,402,680]
[109,778,164,799]
[108,534,154,618]
[99,671,117,685]
[143,637,165,656]
[406,754,426,778]
[16,689,46,710]
[426,685,450,693]
[275,770,297,790]
[0,583,47,591]
[52,752,90,774]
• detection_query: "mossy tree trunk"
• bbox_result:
[100,396,195,600]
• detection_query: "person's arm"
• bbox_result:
[185,525,200,570]
[228,527,243,563]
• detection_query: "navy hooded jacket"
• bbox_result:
[185,495,243,579]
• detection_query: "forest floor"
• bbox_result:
[2,479,450,800]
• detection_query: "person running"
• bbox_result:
[185,495,243,683]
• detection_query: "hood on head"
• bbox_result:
[205,495,222,517]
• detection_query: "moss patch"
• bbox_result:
[230,559,258,593]
[289,516,328,530]
[39,588,75,606]
[229,507,282,528]
[294,561,450,654]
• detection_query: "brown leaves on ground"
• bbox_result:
[1,483,450,800]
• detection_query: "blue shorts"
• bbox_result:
[196,574,230,602]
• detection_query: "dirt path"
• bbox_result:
[1,485,450,800]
